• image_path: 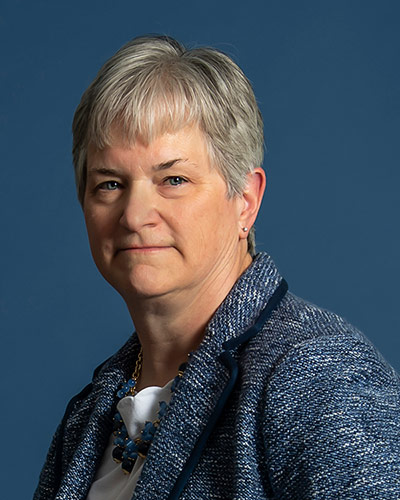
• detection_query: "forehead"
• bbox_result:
[86,124,214,170]
[87,124,210,166]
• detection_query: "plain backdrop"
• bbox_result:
[1,1,399,497]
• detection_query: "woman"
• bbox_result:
[34,35,400,499]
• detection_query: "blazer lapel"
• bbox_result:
[132,345,232,499]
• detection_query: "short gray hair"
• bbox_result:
[72,35,264,255]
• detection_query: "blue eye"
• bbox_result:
[100,181,120,190]
[167,176,186,186]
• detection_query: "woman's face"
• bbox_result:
[83,125,248,303]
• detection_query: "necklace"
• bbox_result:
[112,347,186,474]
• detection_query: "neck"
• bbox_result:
[126,250,253,390]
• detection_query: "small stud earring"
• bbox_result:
[243,227,248,232]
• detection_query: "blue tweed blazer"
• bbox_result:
[34,253,400,499]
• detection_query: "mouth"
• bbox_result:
[118,246,171,254]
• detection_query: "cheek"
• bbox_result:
[184,199,237,251]
[85,205,115,234]
[166,203,209,254]
[84,210,114,255]
[205,196,238,230]
[84,213,100,245]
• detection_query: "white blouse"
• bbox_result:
[87,380,173,500]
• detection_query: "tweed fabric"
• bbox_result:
[34,253,400,499]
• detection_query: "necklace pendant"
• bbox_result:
[136,440,151,458]
[112,446,124,463]
[121,456,137,474]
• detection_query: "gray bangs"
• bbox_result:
[87,70,202,150]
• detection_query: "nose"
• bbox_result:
[119,182,160,232]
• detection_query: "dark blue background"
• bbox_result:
[1,1,399,497]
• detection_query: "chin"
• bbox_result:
[108,267,177,301]
[120,283,175,302]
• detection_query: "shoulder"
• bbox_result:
[264,327,400,419]
[254,293,400,497]
[253,290,400,409]
[248,290,397,380]
[238,288,400,399]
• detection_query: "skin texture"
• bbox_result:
[84,124,266,387]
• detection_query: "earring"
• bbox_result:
[243,227,248,232]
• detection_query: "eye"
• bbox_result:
[165,176,187,186]
[98,181,120,191]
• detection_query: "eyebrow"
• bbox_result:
[154,159,185,171]
[87,167,120,176]
[87,159,190,176]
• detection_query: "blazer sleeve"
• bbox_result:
[33,379,95,500]
[33,424,62,500]
[263,334,400,499]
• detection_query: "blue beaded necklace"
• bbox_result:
[112,348,186,474]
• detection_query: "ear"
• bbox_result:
[238,167,266,239]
